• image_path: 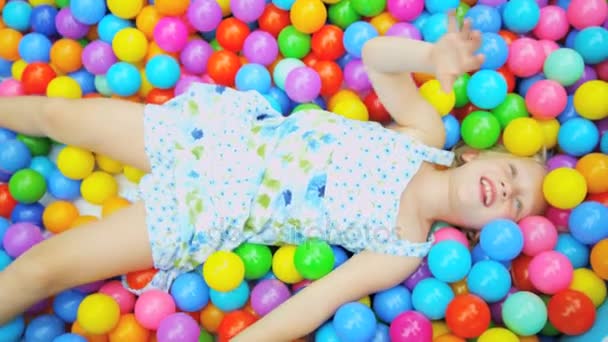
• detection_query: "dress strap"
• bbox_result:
[414,143,455,167]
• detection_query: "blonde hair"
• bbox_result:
[450,141,549,167]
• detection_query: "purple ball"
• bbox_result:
[175,75,203,96]
[187,0,223,32]
[243,30,279,66]
[231,0,266,23]
[385,22,421,40]
[27,298,51,315]
[251,279,291,316]
[478,0,507,6]
[180,39,213,75]
[82,40,117,75]
[55,8,90,39]
[156,313,200,342]
[2,222,43,258]
[285,66,322,103]
[489,287,517,325]
[344,59,371,93]
[597,117,608,136]
[546,154,578,171]
[75,280,105,294]
[403,258,432,290]
[566,65,598,94]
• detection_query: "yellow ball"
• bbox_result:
[358,296,371,307]
[503,117,543,157]
[542,167,587,209]
[569,268,607,308]
[477,328,519,342]
[203,251,245,292]
[46,76,83,99]
[29,0,56,6]
[70,215,98,228]
[139,68,154,98]
[216,0,231,16]
[419,79,455,116]
[573,80,608,120]
[536,118,559,149]
[57,146,95,180]
[96,154,123,174]
[123,165,146,183]
[333,98,369,121]
[77,293,120,335]
[272,245,303,284]
[290,0,327,34]
[370,12,397,35]
[112,28,148,63]
[328,89,359,112]
[432,320,451,338]
[11,59,27,81]
[102,196,131,217]
[107,0,145,19]
[81,171,118,205]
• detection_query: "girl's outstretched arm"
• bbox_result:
[233,251,423,341]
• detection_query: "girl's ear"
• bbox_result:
[460,149,480,163]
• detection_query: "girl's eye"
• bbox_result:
[515,198,523,212]
[509,164,517,177]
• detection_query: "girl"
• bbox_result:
[0,13,546,340]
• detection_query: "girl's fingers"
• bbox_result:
[447,11,459,33]
[460,19,472,39]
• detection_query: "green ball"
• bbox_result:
[491,93,529,129]
[234,243,272,280]
[453,73,471,108]
[539,295,560,336]
[17,135,52,156]
[502,291,547,336]
[210,39,223,52]
[456,3,470,26]
[292,103,321,113]
[460,111,501,149]
[78,38,89,47]
[294,239,335,280]
[328,0,361,30]
[8,169,46,204]
[198,329,214,342]
[543,48,585,86]
[278,26,311,59]
[56,0,70,8]
[351,0,386,17]
[429,221,451,235]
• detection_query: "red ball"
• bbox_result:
[258,4,291,38]
[496,65,515,93]
[498,30,518,45]
[125,268,158,291]
[311,25,345,61]
[217,310,257,342]
[21,62,56,95]
[0,184,17,219]
[445,294,491,339]
[216,18,250,53]
[312,60,343,97]
[510,254,537,292]
[146,88,175,105]
[548,289,596,335]
[303,52,319,68]
[364,91,391,123]
[207,50,242,86]
[587,191,608,206]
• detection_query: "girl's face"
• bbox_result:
[448,151,547,230]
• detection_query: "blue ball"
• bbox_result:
[568,201,608,245]
[428,240,472,282]
[422,12,448,43]
[97,14,133,44]
[30,156,57,181]
[555,233,589,269]
[555,0,571,9]
[261,270,277,281]
[442,114,460,149]
[18,32,52,63]
[209,281,249,312]
[0,316,25,342]
[2,1,33,31]
[601,132,608,155]
[262,94,282,114]
[272,0,296,11]
[557,95,580,124]
[336,53,355,70]
[266,86,291,115]
[413,11,431,32]
[574,27,608,65]
[467,260,511,303]
[333,302,377,342]
[425,0,459,14]
[467,70,507,109]
[518,73,545,97]
[0,249,12,271]
[0,216,9,248]
[30,5,58,37]
[331,245,348,269]
[236,63,272,93]
[557,117,599,157]
[565,29,579,49]
[11,203,44,228]
[477,32,508,70]
[343,21,378,58]
[106,62,141,97]
[145,55,181,89]
[69,69,96,95]
[170,272,210,312]
[0,58,11,78]
[25,314,65,342]
[53,333,88,342]
[313,95,326,110]
[502,0,540,33]
[372,285,412,323]
[372,323,390,342]
[52,290,85,323]
[70,0,107,25]
[0,139,32,173]
[0,128,16,143]
[471,243,512,268]
[315,321,340,342]
[411,278,454,320]
[47,170,81,200]
[465,5,502,33]
[479,218,524,261]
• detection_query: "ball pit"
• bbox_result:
[0,0,607,341]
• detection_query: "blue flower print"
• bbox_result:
[307,139,320,151]
[191,128,203,140]
[320,134,336,144]
[305,173,326,206]
[188,170,200,179]
[215,85,226,94]
[282,190,292,206]
[278,119,299,138]
[256,113,271,121]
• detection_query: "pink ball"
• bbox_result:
[545,206,571,232]
[153,17,189,53]
[567,0,608,30]
[433,227,469,247]
[99,280,136,314]
[134,289,176,330]
[533,6,569,41]
[538,40,560,58]
[519,216,558,256]
[528,251,573,294]
[387,0,424,21]
[596,59,608,81]
[507,38,545,77]
[390,311,432,342]
[0,79,24,96]
[525,79,567,119]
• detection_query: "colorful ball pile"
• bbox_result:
[0,0,608,341]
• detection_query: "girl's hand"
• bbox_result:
[431,11,485,93]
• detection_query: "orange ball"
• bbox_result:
[50,38,83,74]
[434,334,466,342]
[72,321,109,342]
[154,0,189,16]
[450,278,469,296]
[43,201,80,234]
[576,153,608,194]
[591,239,608,280]
[207,50,242,86]
[200,303,224,334]
[145,41,179,62]
[370,12,398,35]
[0,28,22,61]
[108,314,150,342]
[102,196,131,218]
[71,215,98,228]
[519,336,539,342]
[125,268,157,291]
[136,5,161,40]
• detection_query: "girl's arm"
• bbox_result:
[233,251,423,341]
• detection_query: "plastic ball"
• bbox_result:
[290,0,327,34]
[343,21,378,58]
[445,294,491,339]
[568,201,608,245]
[107,0,144,19]
[98,280,136,314]
[557,117,600,157]
[477,32,508,70]
[518,215,558,257]
[0,139,31,173]
[502,117,543,157]
[574,27,608,65]
[145,55,180,89]
[477,327,519,342]
[428,240,471,283]
[242,31,279,67]
[82,41,116,75]
[76,293,120,335]
[386,0,423,21]
[543,48,584,87]
[8,169,46,204]
[80,171,118,205]
[209,280,249,312]
[42,201,78,234]
[203,250,245,291]
[419,79,455,116]
[156,313,200,342]
[25,314,65,342]
[18,33,51,64]
[389,310,432,342]
[154,17,189,53]
[106,62,141,97]
[2,222,43,258]
[575,153,608,194]
[567,0,608,30]
[507,38,545,78]
[134,289,176,330]
[112,27,147,63]
[103,314,148,342]
[547,289,596,335]
[411,278,453,320]
[502,291,547,336]
[216,310,257,342]
[53,290,86,324]
[250,279,291,316]
[0,316,24,342]
[432,227,468,247]
[467,260,512,303]
[235,63,272,93]
[207,50,242,86]
[479,218,524,261]
[542,168,587,210]
[30,5,58,37]
[284,66,322,103]
[460,110,501,149]
[502,0,540,33]
[0,28,23,61]
[55,8,90,39]
[525,79,567,119]
[573,80,608,120]
[528,250,574,294]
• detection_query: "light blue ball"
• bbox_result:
[315,321,340,342]
[467,70,508,109]
[480,218,524,261]
[411,278,454,320]
[272,0,295,10]
[0,217,9,248]
[0,249,12,272]
[266,86,291,115]
[465,4,502,33]
[477,32,508,70]
[53,333,87,342]
[372,285,412,323]
[518,73,545,98]
[333,302,377,342]
[343,21,378,58]
[565,29,579,49]
[422,12,448,43]
[0,58,11,77]
[47,170,82,201]
[236,63,272,93]
[555,233,589,269]
[574,26,608,65]
[146,55,181,89]
[18,33,52,63]
[0,139,32,173]
[471,243,512,268]
[568,201,608,245]
[425,0,459,14]
[557,117,599,157]
[170,272,210,312]
[97,14,133,44]
[372,323,390,342]
[30,156,57,180]
[428,240,472,282]
[70,0,107,25]
[502,0,540,33]
[69,69,96,95]
[106,62,141,97]
[601,132,608,154]
[0,316,24,342]
[94,75,112,96]
[442,114,460,150]
[209,281,249,311]
[560,301,608,342]
[2,1,32,31]
[413,11,431,32]
[273,58,305,91]
[467,260,512,303]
